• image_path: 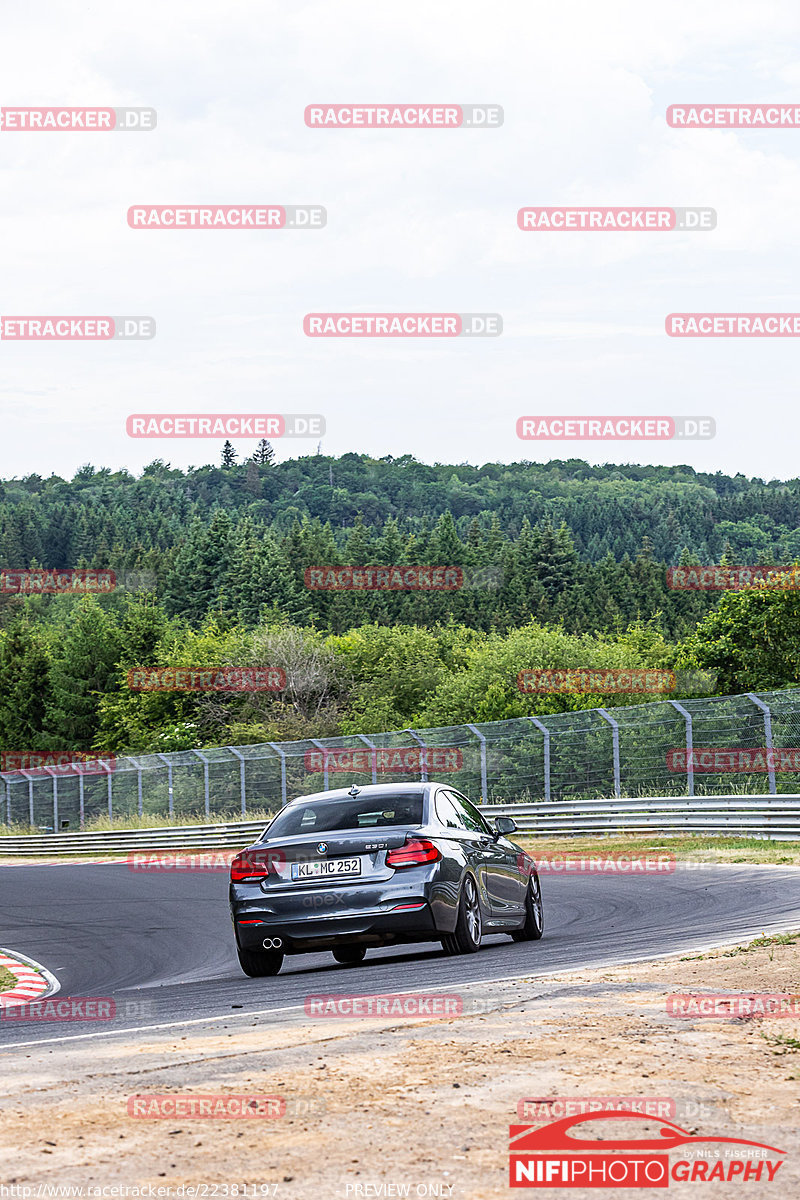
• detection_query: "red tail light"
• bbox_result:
[386,837,441,869]
[230,848,284,882]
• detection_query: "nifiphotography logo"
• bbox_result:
[508,1111,786,1187]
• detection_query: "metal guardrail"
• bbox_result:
[483,797,800,839]
[1,796,799,854]
[0,820,268,855]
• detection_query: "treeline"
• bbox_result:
[6,451,800,637]
[4,452,800,573]
[2,451,800,758]
[0,507,726,640]
[0,583,797,757]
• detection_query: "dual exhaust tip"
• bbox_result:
[262,937,283,950]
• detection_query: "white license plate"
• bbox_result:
[291,857,361,880]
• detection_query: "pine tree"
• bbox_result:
[47,599,123,749]
[0,622,52,748]
[118,596,171,666]
[229,521,310,626]
[253,439,275,465]
[244,461,262,498]
[221,441,237,468]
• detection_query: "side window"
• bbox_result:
[449,791,491,836]
[434,790,466,831]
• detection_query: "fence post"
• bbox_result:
[527,717,551,802]
[22,770,34,826]
[3,775,11,826]
[267,744,288,807]
[156,754,174,818]
[107,765,113,820]
[310,740,329,791]
[191,751,211,819]
[78,768,85,830]
[357,734,378,785]
[230,748,247,817]
[465,724,488,801]
[669,700,694,797]
[597,709,621,798]
[748,694,777,795]
[42,766,58,831]
[405,730,428,782]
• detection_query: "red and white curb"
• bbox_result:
[0,947,60,1008]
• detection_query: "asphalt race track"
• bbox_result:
[2,861,800,1047]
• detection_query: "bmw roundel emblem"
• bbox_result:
[317,842,328,854]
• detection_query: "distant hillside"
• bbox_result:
[1,452,798,636]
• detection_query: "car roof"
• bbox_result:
[284,781,442,806]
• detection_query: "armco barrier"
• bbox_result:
[1,796,799,855]
[482,796,800,839]
[0,819,267,856]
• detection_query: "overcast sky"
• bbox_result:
[2,0,800,481]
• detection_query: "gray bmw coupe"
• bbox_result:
[229,781,543,976]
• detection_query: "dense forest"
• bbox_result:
[1,447,799,758]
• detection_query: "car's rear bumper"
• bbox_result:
[231,879,442,951]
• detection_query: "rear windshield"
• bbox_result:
[265,793,424,837]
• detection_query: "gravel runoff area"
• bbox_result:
[2,932,800,1198]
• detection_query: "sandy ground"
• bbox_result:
[2,934,800,1199]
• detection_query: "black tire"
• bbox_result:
[332,945,367,965]
[511,870,544,941]
[236,945,284,977]
[441,874,482,955]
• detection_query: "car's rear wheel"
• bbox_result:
[332,945,367,965]
[511,871,544,941]
[441,874,482,955]
[236,946,284,976]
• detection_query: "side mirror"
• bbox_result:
[495,815,517,835]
